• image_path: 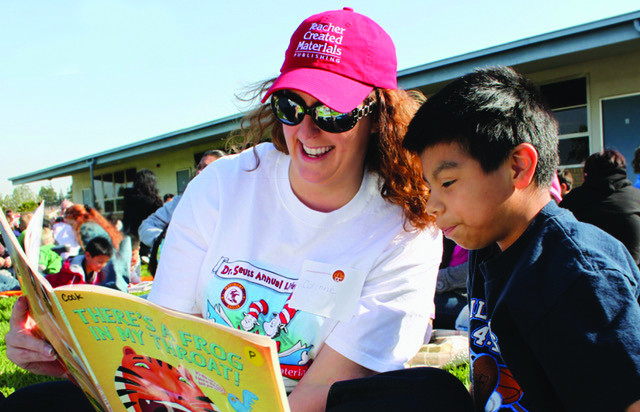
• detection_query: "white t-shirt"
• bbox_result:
[53,222,80,259]
[149,143,442,390]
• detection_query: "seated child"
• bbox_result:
[46,236,113,288]
[403,66,640,410]
[39,219,62,275]
[0,241,19,292]
[16,212,33,250]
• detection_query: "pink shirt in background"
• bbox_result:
[550,172,562,203]
[449,245,469,267]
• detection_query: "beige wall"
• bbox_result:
[69,141,226,210]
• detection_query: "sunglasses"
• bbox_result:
[270,90,376,133]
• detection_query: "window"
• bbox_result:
[176,169,191,195]
[93,168,136,214]
[540,78,589,167]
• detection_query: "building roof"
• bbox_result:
[11,10,640,185]
[397,10,640,94]
[11,113,241,184]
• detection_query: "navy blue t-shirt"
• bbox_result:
[469,201,640,411]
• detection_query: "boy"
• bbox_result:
[46,236,113,288]
[404,66,640,411]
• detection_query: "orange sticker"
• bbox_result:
[332,270,345,282]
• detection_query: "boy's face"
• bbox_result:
[84,253,110,273]
[19,216,30,231]
[420,142,520,251]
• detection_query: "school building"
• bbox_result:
[10,10,640,215]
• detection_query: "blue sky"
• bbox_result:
[1,0,639,197]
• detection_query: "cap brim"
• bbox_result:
[262,67,373,113]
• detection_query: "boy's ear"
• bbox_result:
[510,143,538,189]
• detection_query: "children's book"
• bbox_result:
[0,204,289,412]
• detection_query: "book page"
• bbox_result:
[22,202,43,267]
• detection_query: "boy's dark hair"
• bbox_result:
[404,66,560,186]
[84,236,113,258]
[584,149,627,181]
[163,193,174,202]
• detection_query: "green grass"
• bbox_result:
[139,263,152,279]
[442,362,471,388]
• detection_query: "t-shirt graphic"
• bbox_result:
[205,257,314,381]
[470,297,527,411]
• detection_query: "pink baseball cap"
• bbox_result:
[262,7,397,113]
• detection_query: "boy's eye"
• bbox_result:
[442,180,455,188]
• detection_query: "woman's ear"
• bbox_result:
[510,143,538,189]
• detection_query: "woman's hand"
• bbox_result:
[5,297,67,377]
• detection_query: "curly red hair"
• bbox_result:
[64,204,123,249]
[237,82,433,230]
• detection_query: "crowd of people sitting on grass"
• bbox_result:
[1,201,135,292]
[2,7,640,411]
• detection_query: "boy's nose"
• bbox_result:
[426,192,443,216]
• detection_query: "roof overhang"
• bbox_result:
[10,113,241,184]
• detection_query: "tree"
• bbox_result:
[1,185,38,211]
[38,185,60,207]
[0,194,10,212]
[17,201,38,212]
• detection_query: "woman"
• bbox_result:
[150,8,441,411]
[4,8,441,411]
[58,204,131,291]
[121,169,162,239]
[64,203,123,250]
